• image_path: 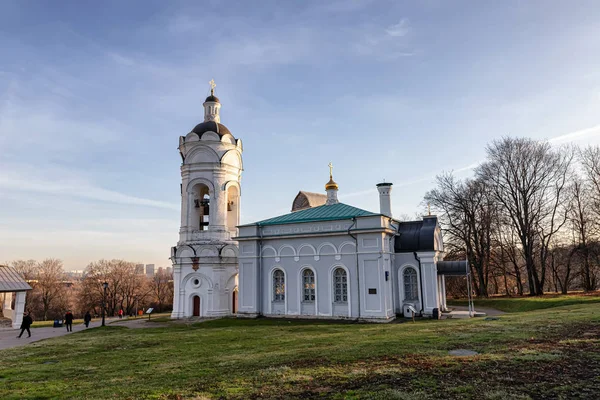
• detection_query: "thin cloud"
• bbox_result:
[385,19,411,37]
[548,123,600,144]
[0,169,178,210]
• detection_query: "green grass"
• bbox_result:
[1,301,599,399]
[447,293,600,312]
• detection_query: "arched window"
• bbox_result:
[302,269,315,302]
[273,269,285,302]
[403,268,419,301]
[333,268,347,303]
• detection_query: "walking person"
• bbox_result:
[17,311,33,338]
[118,309,123,319]
[65,310,74,332]
[84,311,92,328]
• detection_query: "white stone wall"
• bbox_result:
[238,217,397,321]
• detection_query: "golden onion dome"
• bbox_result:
[325,176,338,191]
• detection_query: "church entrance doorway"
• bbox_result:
[192,295,200,316]
[232,290,238,314]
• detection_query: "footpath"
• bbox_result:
[0,317,149,351]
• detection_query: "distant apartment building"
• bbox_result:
[166,267,173,275]
[65,270,84,279]
[145,264,155,277]
[135,264,145,275]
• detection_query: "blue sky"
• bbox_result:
[1,1,600,270]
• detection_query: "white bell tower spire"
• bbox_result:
[171,80,243,320]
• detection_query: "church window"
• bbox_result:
[333,268,347,303]
[273,269,285,302]
[302,269,315,302]
[403,268,419,301]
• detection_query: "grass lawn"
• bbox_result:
[447,292,600,313]
[1,303,599,399]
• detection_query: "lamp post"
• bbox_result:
[102,281,108,327]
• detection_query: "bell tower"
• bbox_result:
[171,80,243,319]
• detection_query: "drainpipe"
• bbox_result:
[347,217,360,320]
[388,217,400,316]
[257,225,263,317]
[413,252,425,315]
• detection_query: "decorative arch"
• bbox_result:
[297,244,317,257]
[261,246,277,258]
[236,138,243,151]
[278,245,297,258]
[318,242,337,257]
[197,245,218,258]
[186,177,215,194]
[221,133,236,144]
[185,132,200,142]
[181,271,214,289]
[222,180,242,195]
[338,241,356,254]
[186,145,220,164]
[175,244,196,258]
[220,244,239,258]
[220,149,243,169]
[200,131,220,141]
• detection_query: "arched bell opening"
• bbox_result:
[191,183,211,231]
[226,185,240,236]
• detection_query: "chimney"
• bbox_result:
[376,182,393,217]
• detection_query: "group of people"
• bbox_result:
[17,310,94,338]
[63,310,93,331]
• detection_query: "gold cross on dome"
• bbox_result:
[209,79,216,94]
[328,162,334,178]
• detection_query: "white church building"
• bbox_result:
[171,82,457,322]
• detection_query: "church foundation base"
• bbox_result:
[259,314,396,323]
[236,312,260,319]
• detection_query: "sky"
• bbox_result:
[1,1,600,270]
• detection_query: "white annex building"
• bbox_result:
[171,82,461,322]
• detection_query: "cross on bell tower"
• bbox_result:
[204,79,221,123]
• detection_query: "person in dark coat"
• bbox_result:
[17,311,33,338]
[84,311,92,328]
[65,310,74,332]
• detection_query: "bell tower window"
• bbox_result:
[191,183,211,231]
[199,194,210,230]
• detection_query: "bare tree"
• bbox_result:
[567,176,598,291]
[477,138,572,295]
[580,145,600,219]
[149,270,174,312]
[35,259,67,320]
[425,174,496,296]
[10,259,37,281]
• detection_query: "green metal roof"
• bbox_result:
[250,203,377,226]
